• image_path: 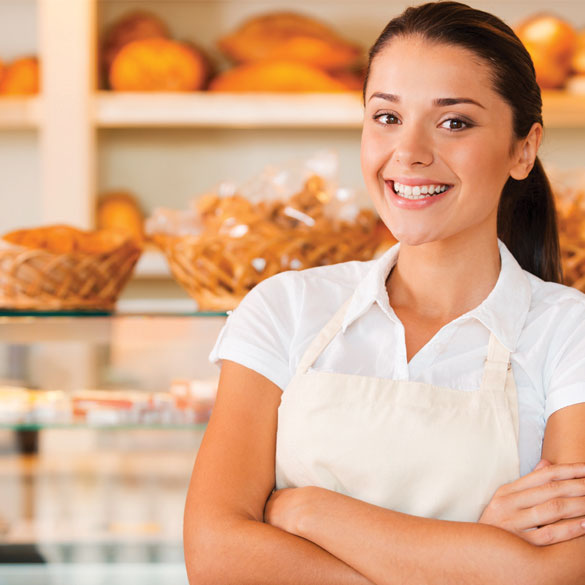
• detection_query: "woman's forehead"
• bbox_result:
[366,36,496,99]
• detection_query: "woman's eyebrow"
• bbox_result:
[368,92,485,110]
[434,97,486,109]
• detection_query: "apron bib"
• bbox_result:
[275,297,520,522]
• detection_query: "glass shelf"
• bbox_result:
[0,422,208,431]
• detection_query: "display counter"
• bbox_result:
[0,312,226,584]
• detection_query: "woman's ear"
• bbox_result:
[510,122,543,180]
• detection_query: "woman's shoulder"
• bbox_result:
[209,258,376,390]
[525,271,585,315]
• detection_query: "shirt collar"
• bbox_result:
[341,238,532,352]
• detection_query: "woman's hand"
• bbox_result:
[479,459,585,545]
[264,486,324,536]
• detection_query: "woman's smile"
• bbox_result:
[385,179,454,209]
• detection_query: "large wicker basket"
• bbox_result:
[155,224,379,312]
[0,234,142,311]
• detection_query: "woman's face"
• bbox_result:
[361,36,527,246]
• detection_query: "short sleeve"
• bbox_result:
[544,299,585,419]
[208,271,303,390]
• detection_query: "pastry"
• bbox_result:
[209,60,347,92]
[0,57,40,95]
[100,10,170,86]
[109,37,209,91]
[218,12,363,71]
[97,191,145,242]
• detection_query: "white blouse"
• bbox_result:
[210,239,585,476]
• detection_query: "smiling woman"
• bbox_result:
[184,3,585,585]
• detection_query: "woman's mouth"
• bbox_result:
[392,181,452,200]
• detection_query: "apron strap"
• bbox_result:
[295,297,353,375]
[480,333,511,392]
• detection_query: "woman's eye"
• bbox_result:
[374,113,401,125]
[440,118,471,131]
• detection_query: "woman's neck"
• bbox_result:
[387,231,501,322]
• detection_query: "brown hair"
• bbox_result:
[363,1,562,283]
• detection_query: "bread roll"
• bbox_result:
[101,10,170,85]
[109,37,208,91]
[0,57,40,95]
[218,12,362,72]
[209,60,347,92]
[97,191,144,242]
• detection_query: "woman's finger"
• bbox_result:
[511,496,585,532]
[498,461,585,496]
[521,517,585,547]
[502,477,585,514]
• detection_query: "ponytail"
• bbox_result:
[497,157,562,283]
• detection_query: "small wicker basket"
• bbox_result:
[0,232,141,312]
[155,224,379,312]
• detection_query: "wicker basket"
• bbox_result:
[0,237,142,311]
[155,224,379,312]
[555,184,585,292]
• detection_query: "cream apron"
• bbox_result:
[275,297,521,522]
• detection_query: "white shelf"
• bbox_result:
[95,91,365,128]
[0,97,40,129]
[94,90,585,129]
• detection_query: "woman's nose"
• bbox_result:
[394,124,434,167]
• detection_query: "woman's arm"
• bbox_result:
[265,404,585,585]
[183,360,375,585]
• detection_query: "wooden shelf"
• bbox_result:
[95,91,365,128]
[0,97,40,129]
[542,90,585,127]
[94,90,585,129]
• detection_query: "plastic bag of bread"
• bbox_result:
[147,152,388,310]
[0,56,40,95]
[209,60,349,92]
[100,10,170,87]
[547,167,585,291]
[109,37,209,91]
[218,12,363,72]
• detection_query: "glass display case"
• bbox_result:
[0,312,226,585]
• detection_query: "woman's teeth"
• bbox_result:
[393,181,449,200]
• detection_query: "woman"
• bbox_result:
[184,3,585,583]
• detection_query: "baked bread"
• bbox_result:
[0,57,40,95]
[572,30,585,75]
[97,191,144,242]
[3,224,130,255]
[209,60,347,92]
[109,37,209,91]
[100,11,170,87]
[218,12,362,71]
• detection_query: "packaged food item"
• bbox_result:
[549,168,585,291]
[148,152,388,310]
[109,37,209,91]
